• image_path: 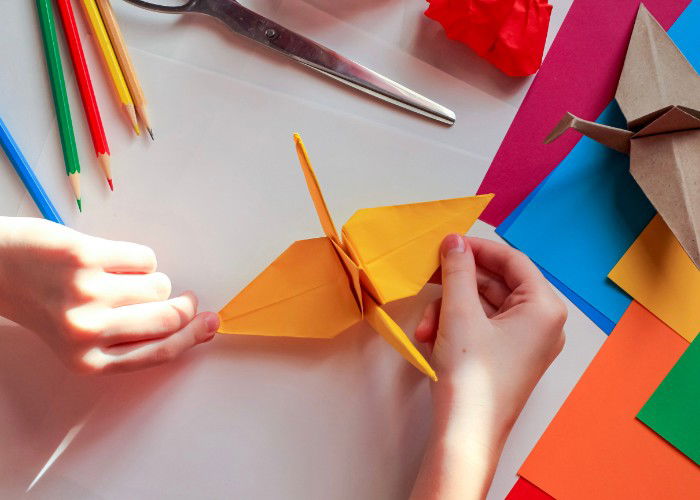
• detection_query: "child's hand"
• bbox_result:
[411,235,566,500]
[0,217,219,374]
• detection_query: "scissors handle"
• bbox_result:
[121,0,199,13]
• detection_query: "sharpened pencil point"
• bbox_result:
[76,198,82,212]
[147,128,154,141]
[107,178,114,191]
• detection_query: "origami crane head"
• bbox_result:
[218,134,493,381]
[545,4,700,268]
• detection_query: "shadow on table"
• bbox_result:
[0,286,436,496]
[406,14,532,104]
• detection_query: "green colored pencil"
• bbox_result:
[35,0,82,211]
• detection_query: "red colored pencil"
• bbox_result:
[55,0,113,190]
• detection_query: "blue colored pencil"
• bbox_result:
[0,116,64,224]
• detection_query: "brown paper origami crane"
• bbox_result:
[546,4,700,268]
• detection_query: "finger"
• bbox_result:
[439,234,485,320]
[475,266,511,309]
[101,292,198,345]
[467,237,546,292]
[479,294,498,318]
[101,312,220,373]
[93,272,171,307]
[92,238,157,274]
[415,298,441,343]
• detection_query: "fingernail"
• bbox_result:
[441,234,465,257]
[205,312,220,333]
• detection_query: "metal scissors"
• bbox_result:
[121,0,456,125]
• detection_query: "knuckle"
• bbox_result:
[71,349,107,375]
[63,308,105,340]
[159,310,183,332]
[441,264,471,281]
[142,246,158,270]
[69,270,100,300]
[555,330,566,354]
[152,343,178,365]
[151,273,172,299]
[62,239,96,268]
[533,294,568,328]
[121,241,157,271]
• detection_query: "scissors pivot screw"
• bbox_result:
[264,28,278,39]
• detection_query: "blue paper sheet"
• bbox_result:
[496,0,700,333]
[498,175,616,333]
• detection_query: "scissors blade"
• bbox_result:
[199,0,456,125]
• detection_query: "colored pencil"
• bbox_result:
[0,116,64,224]
[35,0,81,212]
[55,0,113,191]
[96,0,153,140]
[79,0,140,135]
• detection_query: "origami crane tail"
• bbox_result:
[362,291,437,382]
[546,112,633,154]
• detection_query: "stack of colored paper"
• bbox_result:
[479,0,700,496]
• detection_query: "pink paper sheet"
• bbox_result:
[476,0,691,226]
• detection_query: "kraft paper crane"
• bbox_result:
[546,4,700,268]
[218,135,493,380]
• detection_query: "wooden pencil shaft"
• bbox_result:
[55,0,110,157]
[79,0,133,107]
[35,0,81,178]
[0,116,64,224]
[96,0,146,106]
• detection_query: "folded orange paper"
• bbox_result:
[218,134,493,381]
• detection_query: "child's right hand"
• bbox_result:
[0,217,219,374]
[411,235,566,500]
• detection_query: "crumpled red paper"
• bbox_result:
[425,0,553,76]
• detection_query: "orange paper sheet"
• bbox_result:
[609,215,700,342]
[519,302,700,499]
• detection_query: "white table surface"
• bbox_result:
[0,1,605,498]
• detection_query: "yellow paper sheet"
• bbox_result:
[609,214,700,342]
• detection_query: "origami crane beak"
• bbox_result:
[545,112,632,154]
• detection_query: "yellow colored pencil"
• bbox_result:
[96,0,153,140]
[79,0,140,135]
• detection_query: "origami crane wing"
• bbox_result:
[362,291,436,381]
[630,129,700,267]
[218,237,362,338]
[616,5,700,128]
[341,194,494,304]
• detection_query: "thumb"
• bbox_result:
[439,234,485,320]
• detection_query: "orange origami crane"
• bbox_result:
[218,135,493,380]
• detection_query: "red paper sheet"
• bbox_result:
[506,478,554,499]
[476,0,691,226]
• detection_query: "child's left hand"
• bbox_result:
[0,216,219,374]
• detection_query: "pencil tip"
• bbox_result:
[77,199,82,212]
[148,128,154,141]
[107,179,114,191]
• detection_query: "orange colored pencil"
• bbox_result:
[96,0,154,140]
